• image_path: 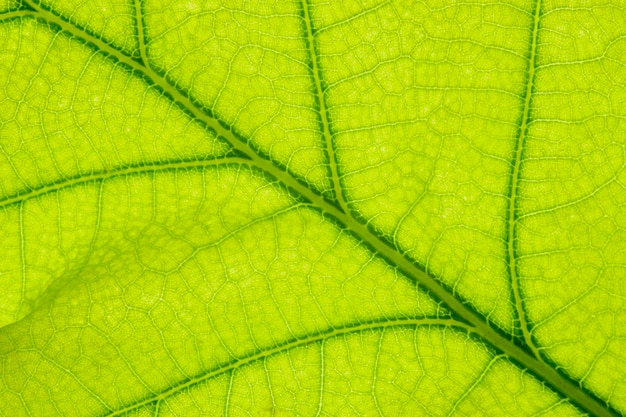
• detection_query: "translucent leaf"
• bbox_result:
[0,0,624,416]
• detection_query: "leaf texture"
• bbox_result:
[0,0,625,416]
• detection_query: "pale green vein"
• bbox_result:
[224,369,234,417]
[314,0,390,36]
[0,157,248,210]
[446,354,505,416]
[5,4,619,416]
[507,0,541,359]
[133,0,148,65]
[315,339,325,417]
[300,0,348,213]
[171,205,305,277]
[17,202,26,316]
[372,328,385,416]
[35,349,111,411]
[263,357,277,414]
[103,318,469,417]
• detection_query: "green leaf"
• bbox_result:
[0,0,624,415]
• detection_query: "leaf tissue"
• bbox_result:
[0,0,625,416]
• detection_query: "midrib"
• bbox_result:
[8,2,619,417]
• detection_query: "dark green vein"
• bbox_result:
[102,318,469,417]
[7,4,620,416]
[507,0,541,358]
[0,157,249,210]
[300,0,348,213]
[133,0,148,65]
[0,9,32,21]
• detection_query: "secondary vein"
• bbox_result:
[0,157,250,209]
[300,0,348,213]
[102,318,467,417]
[133,0,149,66]
[507,0,542,359]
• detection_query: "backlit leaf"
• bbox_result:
[0,0,624,416]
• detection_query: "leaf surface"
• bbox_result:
[0,0,625,416]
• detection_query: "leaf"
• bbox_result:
[0,0,624,415]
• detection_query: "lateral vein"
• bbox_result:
[0,157,251,209]
[133,0,149,65]
[300,0,348,213]
[102,318,468,417]
[507,0,542,358]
